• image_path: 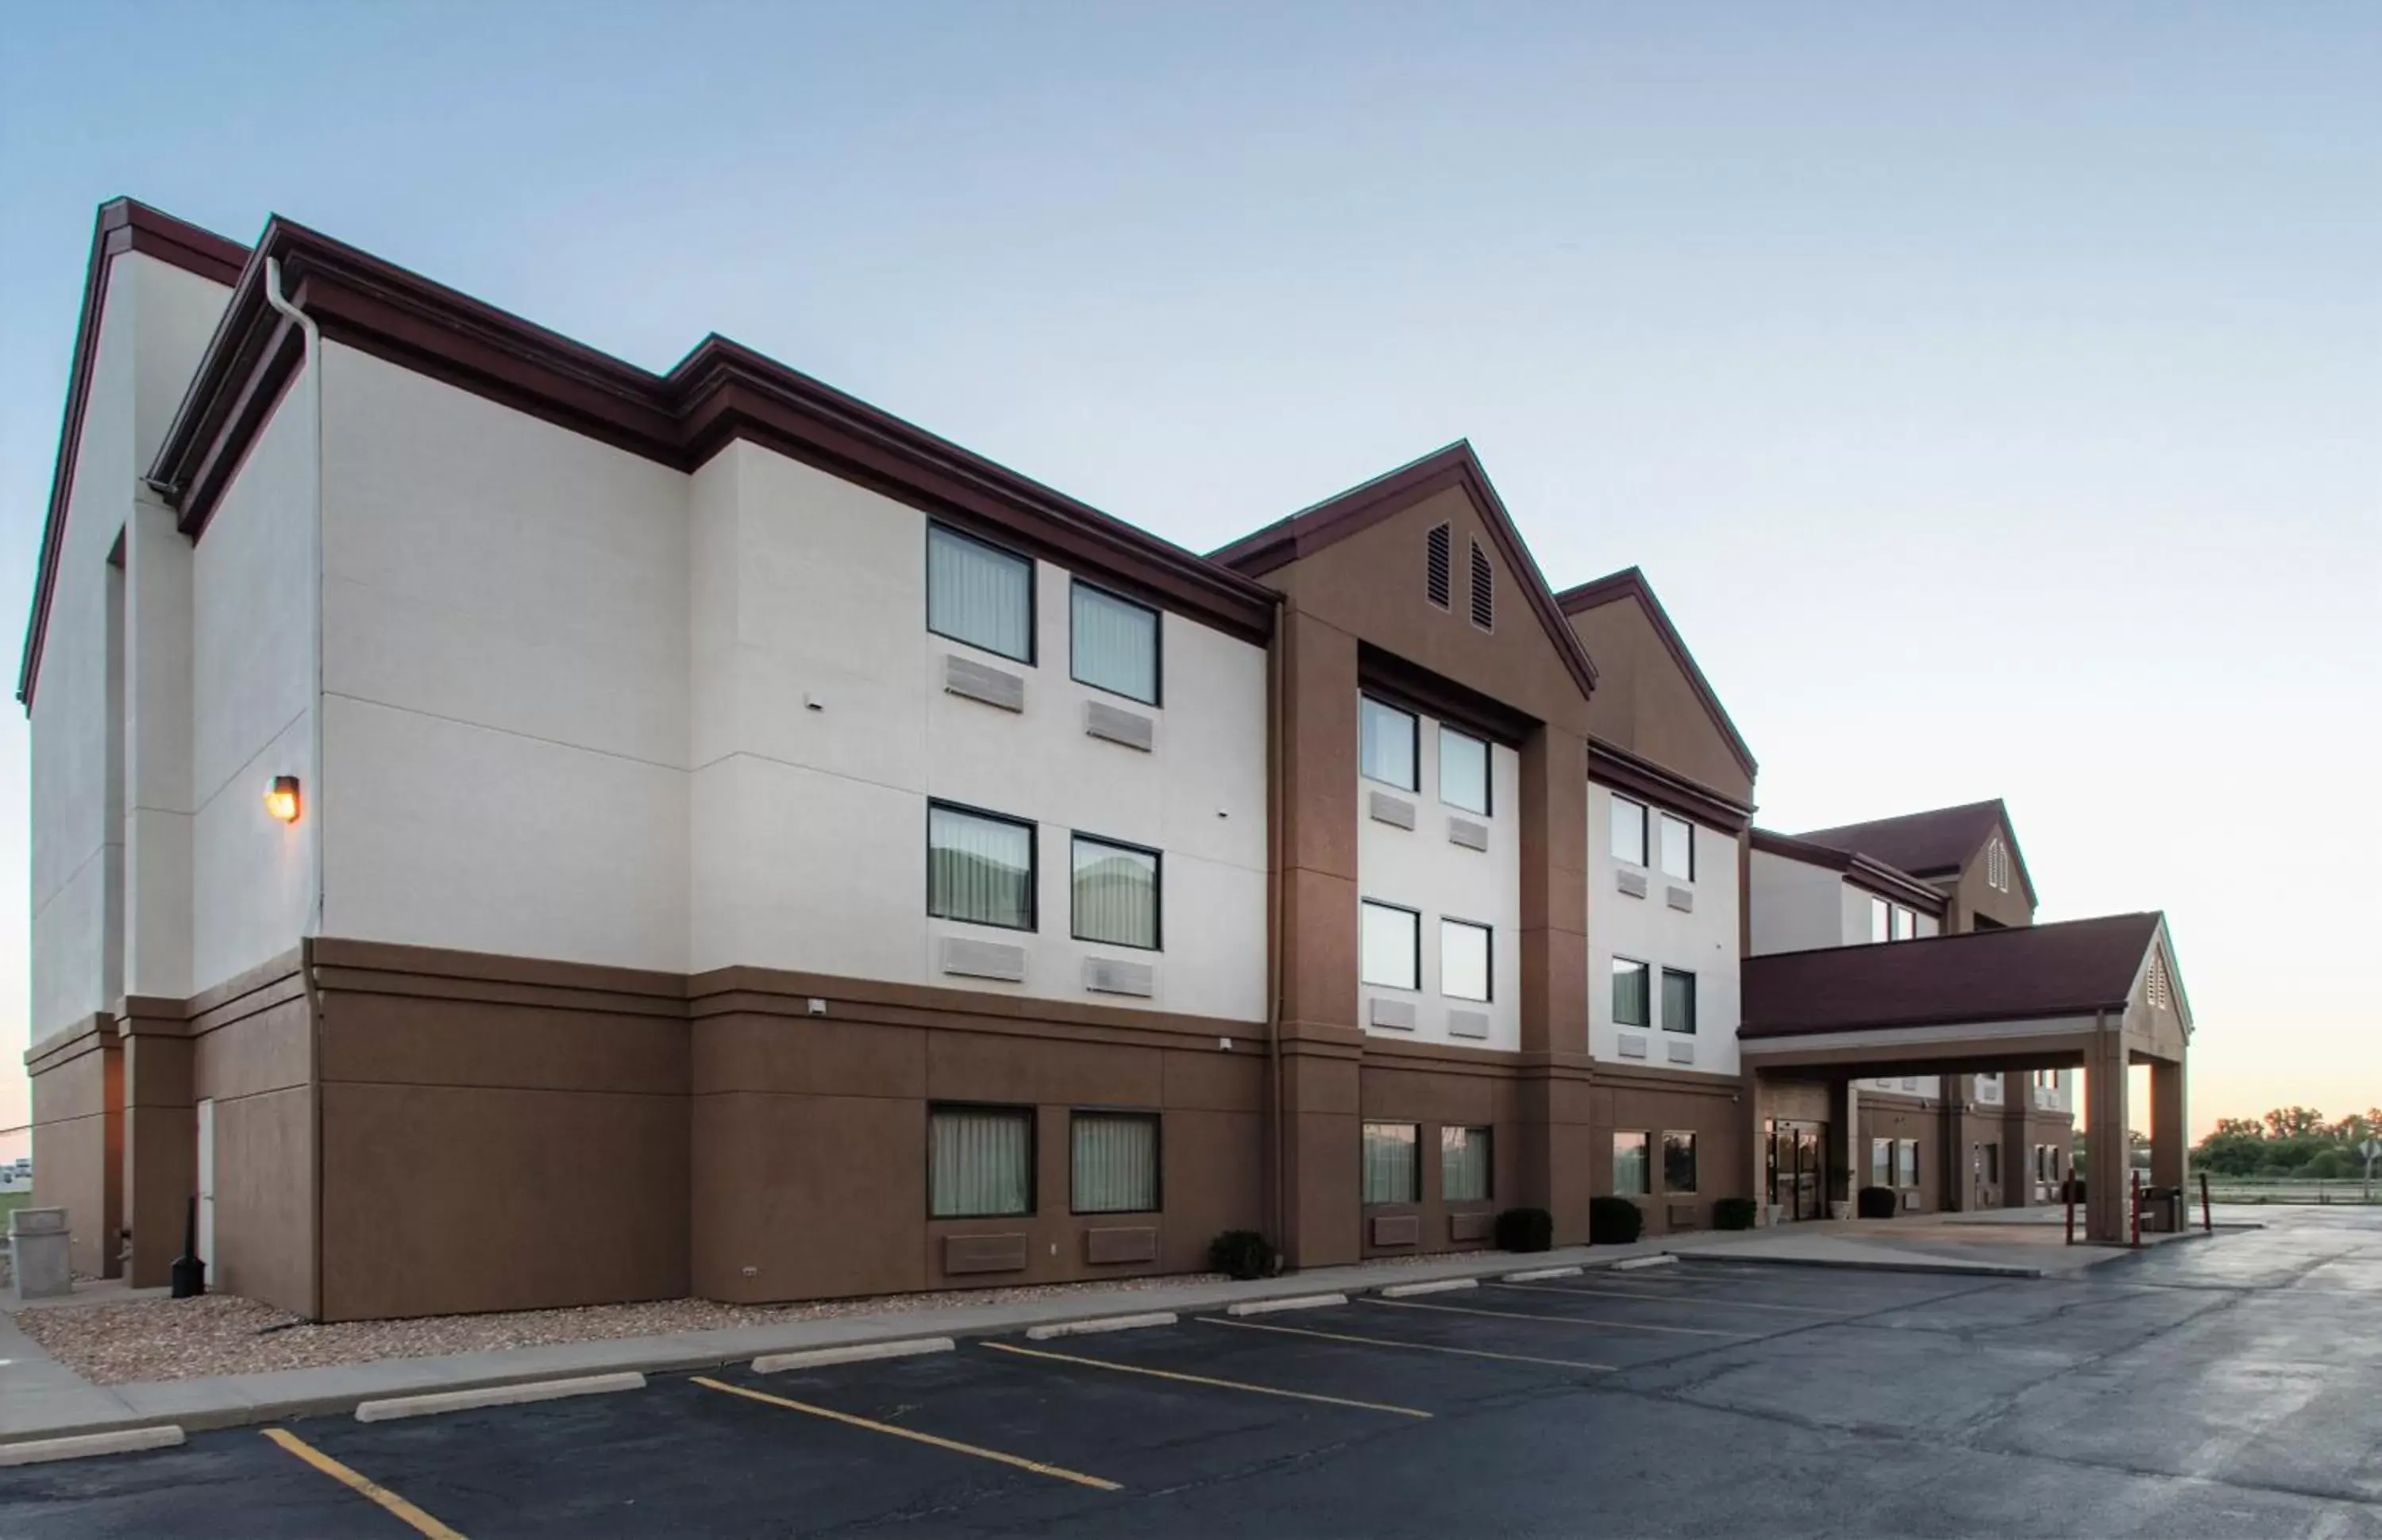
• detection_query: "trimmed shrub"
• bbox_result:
[1588,1195,1644,1245]
[1856,1185,1898,1219]
[1494,1207,1554,1253]
[1713,1197,1759,1231]
[1208,1230,1273,1281]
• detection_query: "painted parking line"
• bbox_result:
[1360,1297,1751,1337]
[260,1427,466,1540]
[1483,1281,1845,1315]
[690,1376,1122,1492]
[1200,1315,1617,1373]
[981,1341,1432,1419]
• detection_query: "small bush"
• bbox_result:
[1856,1185,1898,1219]
[1208,1230,1273,1280]
[1713,1197,1759,1231]
[1494,1207,1553,1253]
[1588,1195,1644,1245]
[2060,1176,2087,1204]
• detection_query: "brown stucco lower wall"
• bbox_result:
[191,957,317,1317]
[26,1017,122,1279]
[1355,1050,1522,1258]
[1858,1097,1947,1215]
[1598,1068,1748,1234]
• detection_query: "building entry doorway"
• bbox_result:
[1766,1118,1827,1222]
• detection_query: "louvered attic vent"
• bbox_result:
[1469,540,1494,630]
[1425,523,1451,609]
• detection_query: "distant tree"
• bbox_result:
[2262,1107,2326,1141]
[2300,1148,2357,1180]
[2213,1117,2262,1138]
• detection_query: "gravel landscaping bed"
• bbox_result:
[11,1273,1227,1385]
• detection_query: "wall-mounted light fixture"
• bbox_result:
[264,776,302,824]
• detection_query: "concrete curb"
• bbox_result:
[752,1338,954,1374]
[1378,1279,1478,1298]
[1612,1255,1679,1272]
[1676,1253,2041,1280]
[1501,1265,1583,1282]
[1023,1313,1178,1340]
[353,1372,646,1423]
[1225,1294,1347,1316]
[0,1426,184,1466]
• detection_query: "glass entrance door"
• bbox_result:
[1769,1120,1829,1222]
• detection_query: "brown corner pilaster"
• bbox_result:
[2149,1056,2187,1192]
[1515,725,1590,1241]
[118,999,196,1288]
[2085,1019,2130,1242]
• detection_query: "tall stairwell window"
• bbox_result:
[1468,539,1494,630]
[1425,522,1451,610]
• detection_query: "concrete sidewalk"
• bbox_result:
[0,1219,2121,1447]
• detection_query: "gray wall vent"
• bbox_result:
[939,936,1027,982]
[1617,869,1649,899]
[1083,700,1154,751]
[1082,957,1155,997]
[1368,791,1416,830]
[1447,1010,1490,1040]
[1447,816,1489,851]
[1368,997,1416,1030]
[943,654,1025,713]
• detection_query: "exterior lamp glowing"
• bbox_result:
[264,776,302,824]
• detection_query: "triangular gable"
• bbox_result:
[1555,567,1756,788]
[2130,918,2194,1039]
[1211,441,1598,706]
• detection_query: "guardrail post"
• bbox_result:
[2064,1185,2076,1245]
[2199,1171,2212,1233]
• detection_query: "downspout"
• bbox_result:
[1265,596,1287,1267]
[260,259,324,939]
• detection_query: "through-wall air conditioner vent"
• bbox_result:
[1084,700,1154,751]
[1667,1038,1695,1065]
[1447,816,1489,851]
[1618,1033,1649,1059]
[1368,791,1416,830]
[1447,1010,1490,1040]
[1617,869,1649,899]
[1666,885,1694,912]
[1426,522,1452,610]
[1369,998,1416,1031]
[940,937,1027,982]
[1469,540,1494,630]
[944,654,1025,713]
[1083,957,1155,998]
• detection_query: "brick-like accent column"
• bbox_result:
[2150,1057,2187,1192]
[1515,725,1593,1243]
[2086,1023,2130,1242]
[118,1003,196,1288]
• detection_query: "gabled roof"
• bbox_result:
[1741,912,2166,1037]
[1795,798,2037,907]
[1208,441,1599,701]
[1554,566,1756,780]
[18,199,248,706]
[1748,827,1945,913]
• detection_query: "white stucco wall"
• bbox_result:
[1587,783,1740,1076]
[1748,849,1843,957]
[1353,711,1521,1050]
[687,442,1267,1020]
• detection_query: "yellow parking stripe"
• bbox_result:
[1200,1315,1616,1372]
[982,1339,1430,1419]
[1362,1297,1748,1337]
[260,1427,465,1540]
[691,1376,1121,1492]
[1484,1281,1842,1315]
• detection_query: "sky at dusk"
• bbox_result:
[2,2,2376,1157]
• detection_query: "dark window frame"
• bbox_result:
[1661,967,1698,1035]
[1359,898,1423,991]
[1067,1107,1163,1216]
[1437,723,1492,817]
[1358,693,1420,792]
[1613,1130,1652,1196]
[1612,956,1652,1027]
[926,1101,1038,1219]
[1658,811,1696,882]
[1612,793,1649,868]
[1068,830,1162,952]
[1662,1130,1699,1195]
[926,799,1039,933]
[1438,915,1494,1003]
[926,521,1037,667]
[1360,1121,1424,1206]
[1067,577,1162,707]
[1441,1123,1494,1204]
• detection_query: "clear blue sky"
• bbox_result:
[2,2,2376,1153]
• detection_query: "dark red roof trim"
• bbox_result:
[1588,736,1752,834]
[1749,827,1947,913]
[1210,441,1600,701]
[145,218,1278,648]
[1554,566,1756,780]
[1795,798,2038,909]
[18,201,249,706]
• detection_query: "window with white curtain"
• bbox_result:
[1362,1122,1419,1203]
[929,1105,1033,1218]
[1359,695,1417,790]
[1070,1111,1158,1214]
[1898,1138,1920,1188]
[1071,834,1159,949]
[1661,968,1696,1034]
[927,524,1035,664]
[1441,1125,1491,1203]
[1070,581,1158,704]
[1891,905,1915,941]
[1440,918,1491,1002]
[1659,813,1695,880]
[1613,1131,1650,1195]
[1611,794,1648,867]
[1870,895,1892,944]
[1360,901,1419,990]
[1612,957,1650,1026]
[1871,1137,1894,1188]
[927,803,1035,930]
[1438,726,1490,815]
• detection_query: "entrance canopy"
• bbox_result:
[1740,912,2189,1076]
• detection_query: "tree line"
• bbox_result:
[2192,1107,2380,1179]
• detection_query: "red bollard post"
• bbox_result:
[2064,1184,2076,1245]
[2130,1168,2141,1247]
[2200,1170,2213,1233]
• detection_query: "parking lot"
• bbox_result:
[5,1209,2378,1538]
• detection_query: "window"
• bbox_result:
[1659,814,1694,880]
[1611,794,1648,867]
[1070,582,1158,704]
[1660,968,1697,1034]
[927,524,1033,664]
[1441,1126,1491,1203]
[1359,695,1417,790]
[1360,901,1420,991]
[1613,1131,1650,1195]
[1070,1111,1158,1214]
[1440,918,1492,1002]
[1071,834,1159,949]
[1611,957,1650,1026]
[929,1105,1033,1218]
[1897,1138,1920,1188]
[1362,1122,1420,1204]
[1425,522,1452,610]
[927,803,1035,930]
[1980,1143,1999,1184]
[1469,538,1494,629]
[1871,1137,1893,1188]
[1870,895,1891,944]
[1439,726,1490,815]
[1891,905,1915,941]
[1663,1131,1698,1193]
